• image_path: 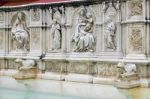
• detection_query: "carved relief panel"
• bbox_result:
[127,0,143,20]
[95,63,117,77]
[67,62,94,74]
[102,2,120,52]
[7,60,21,69]
[127,24,145,56]
[47,6,65,52]
[9,11,30,53]
[71,7,96,52]
[30,28,41,51]
[45,61,66,73]
[30,8,42,25]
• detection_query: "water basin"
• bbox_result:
[0,76,149,99]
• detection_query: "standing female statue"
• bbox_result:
[11,12,29,51]
[51,19,61,50]
[72,8,95,52]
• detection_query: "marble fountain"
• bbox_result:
[0,0,150,99]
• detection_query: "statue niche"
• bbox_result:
[49,6,65,51]
[72,7,95,52]
[11,12,30,52]
[103,2,117,51]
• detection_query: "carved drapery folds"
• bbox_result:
[72,7,95,52]
[11,12,30,52]
[49,6,65,51]
[102,2,119,51]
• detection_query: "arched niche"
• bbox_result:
[69,6,97,52]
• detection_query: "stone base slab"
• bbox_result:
[115,80,140,88]
[0,69,18,76]
[65,73,93,83]
[93,77,115,85]
[13,67,38,80]
[140,78,150,88]
[37,72,65,81]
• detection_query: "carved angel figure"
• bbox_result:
[11,12,29,51]
[72,8,95,52]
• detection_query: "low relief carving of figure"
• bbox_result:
[104,14,116,50]
[11,12,29,51]
[51,19,61,50]
[72,8,95,52]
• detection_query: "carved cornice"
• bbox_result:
[0,0,127,12]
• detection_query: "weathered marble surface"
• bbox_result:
[0,0,149,88]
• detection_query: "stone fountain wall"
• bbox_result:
[0,0,150,87]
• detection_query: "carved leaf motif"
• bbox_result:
[129,29,142,52]
[129,0,143,16]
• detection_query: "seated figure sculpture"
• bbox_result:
[72,8,95,52]
[11,12,29,51]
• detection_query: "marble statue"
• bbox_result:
[117,62,138,81]
[49,6,65,51]
[117,62,125,81]
[11,12,29,51]
[72,8,95,52]
[13,58,38,80]
[104,14,116,50]
[51,19,61,50]
[15,58,36,69]
[124,64,136,74]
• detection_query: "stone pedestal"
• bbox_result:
[115,73,140,88]
[13,67,38,80]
